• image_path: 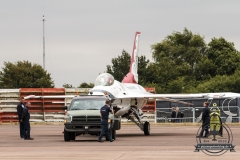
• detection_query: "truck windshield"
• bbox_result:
[70,99,106,110]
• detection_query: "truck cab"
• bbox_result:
[63,95,121,141]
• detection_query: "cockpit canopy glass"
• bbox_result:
[94,73,115,86]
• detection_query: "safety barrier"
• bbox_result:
[156,117,240,123]
[156,106,240,123]
[220,117,240,123]
[0,89,19,122]
[141,88,156,122]
[0,111,2,122]
[143,88,156,112]
[156,117,195,123]
[0,88,92,122]
[20,88,66,122]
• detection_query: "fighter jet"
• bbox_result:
[24,32,206,135]
[89,32,204,135]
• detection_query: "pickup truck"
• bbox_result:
[63,95,121,141]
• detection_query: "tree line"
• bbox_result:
[1,28,239,93]
[0,60,94,88]
[106,28,240,93]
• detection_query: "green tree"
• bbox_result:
[106,50,150,84]
[152,28,206,75]
[0,61,54,88]
[196,70,240,93]
[193,56,215,81]
[78,82,94,88]
[150,28,207,92]
[207,37,240,76]
[106,50,130,81]
[136,55,149,85]
[63,83,73,88]
[105,28,240,93]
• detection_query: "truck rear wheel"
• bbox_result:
[64,129,70,141]
[112,130,116,140]
[106,129,116,141]
[105,132,110,141]
[70,132,76,140]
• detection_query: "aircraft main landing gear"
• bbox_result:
[143,121,150,135]
[125,106,151,136]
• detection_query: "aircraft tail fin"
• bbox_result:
[122,32,141,83]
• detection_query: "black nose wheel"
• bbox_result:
[143,121,150,135]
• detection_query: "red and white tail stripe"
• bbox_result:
[122,32,141,84]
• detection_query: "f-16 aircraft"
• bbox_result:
[89,32,204,135]
[24,32,239,135]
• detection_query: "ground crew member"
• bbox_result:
[98,100,114,142]
[21,102,34,140]
[197,102,210,138]
[210,103,222,135]
[171,107,176,122]
[17,98,25,138]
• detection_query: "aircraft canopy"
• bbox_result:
[94,73,115,86]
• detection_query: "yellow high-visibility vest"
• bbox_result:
[210,103,221,131]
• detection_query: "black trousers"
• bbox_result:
[200,120,210,137]
[23,119,31,139]
[19,121,25,138]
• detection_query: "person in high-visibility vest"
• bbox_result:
[209,103,222,136]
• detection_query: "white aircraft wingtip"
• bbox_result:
[24,95,35,99]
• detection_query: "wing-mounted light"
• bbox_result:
[104,91,111,100]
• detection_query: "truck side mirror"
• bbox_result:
[62,106,68,110]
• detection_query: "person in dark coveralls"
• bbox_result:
[21,102,34,140]
[17,99,25,138]
[98,100,114,142]
[197,102,210,138]
[171,107,176,122]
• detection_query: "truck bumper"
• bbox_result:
[64,123,102,134]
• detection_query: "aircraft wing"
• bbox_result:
[189,92,240,99]
[114,93,205,106]
[113,92,240,106]
[24,95,76,99]
[143,94,205,99]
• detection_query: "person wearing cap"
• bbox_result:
[17,98,25,138]
[21,102,34,140]
[98,100,114,142]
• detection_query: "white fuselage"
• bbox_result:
[90,80,149,116]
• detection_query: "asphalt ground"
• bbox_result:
[0,123,240,160]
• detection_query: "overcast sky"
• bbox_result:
[1,1,240,87]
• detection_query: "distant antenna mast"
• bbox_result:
[42,14,45,69]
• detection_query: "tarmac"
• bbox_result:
[0,123,239,160]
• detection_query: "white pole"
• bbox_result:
[43,15,45,69]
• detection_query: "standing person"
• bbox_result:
[175,107,181,123]
[98,100,114,142]
[171,107,176,122]
[197,102,210,138]
[17,98,25,138]
[21,102,34,140]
